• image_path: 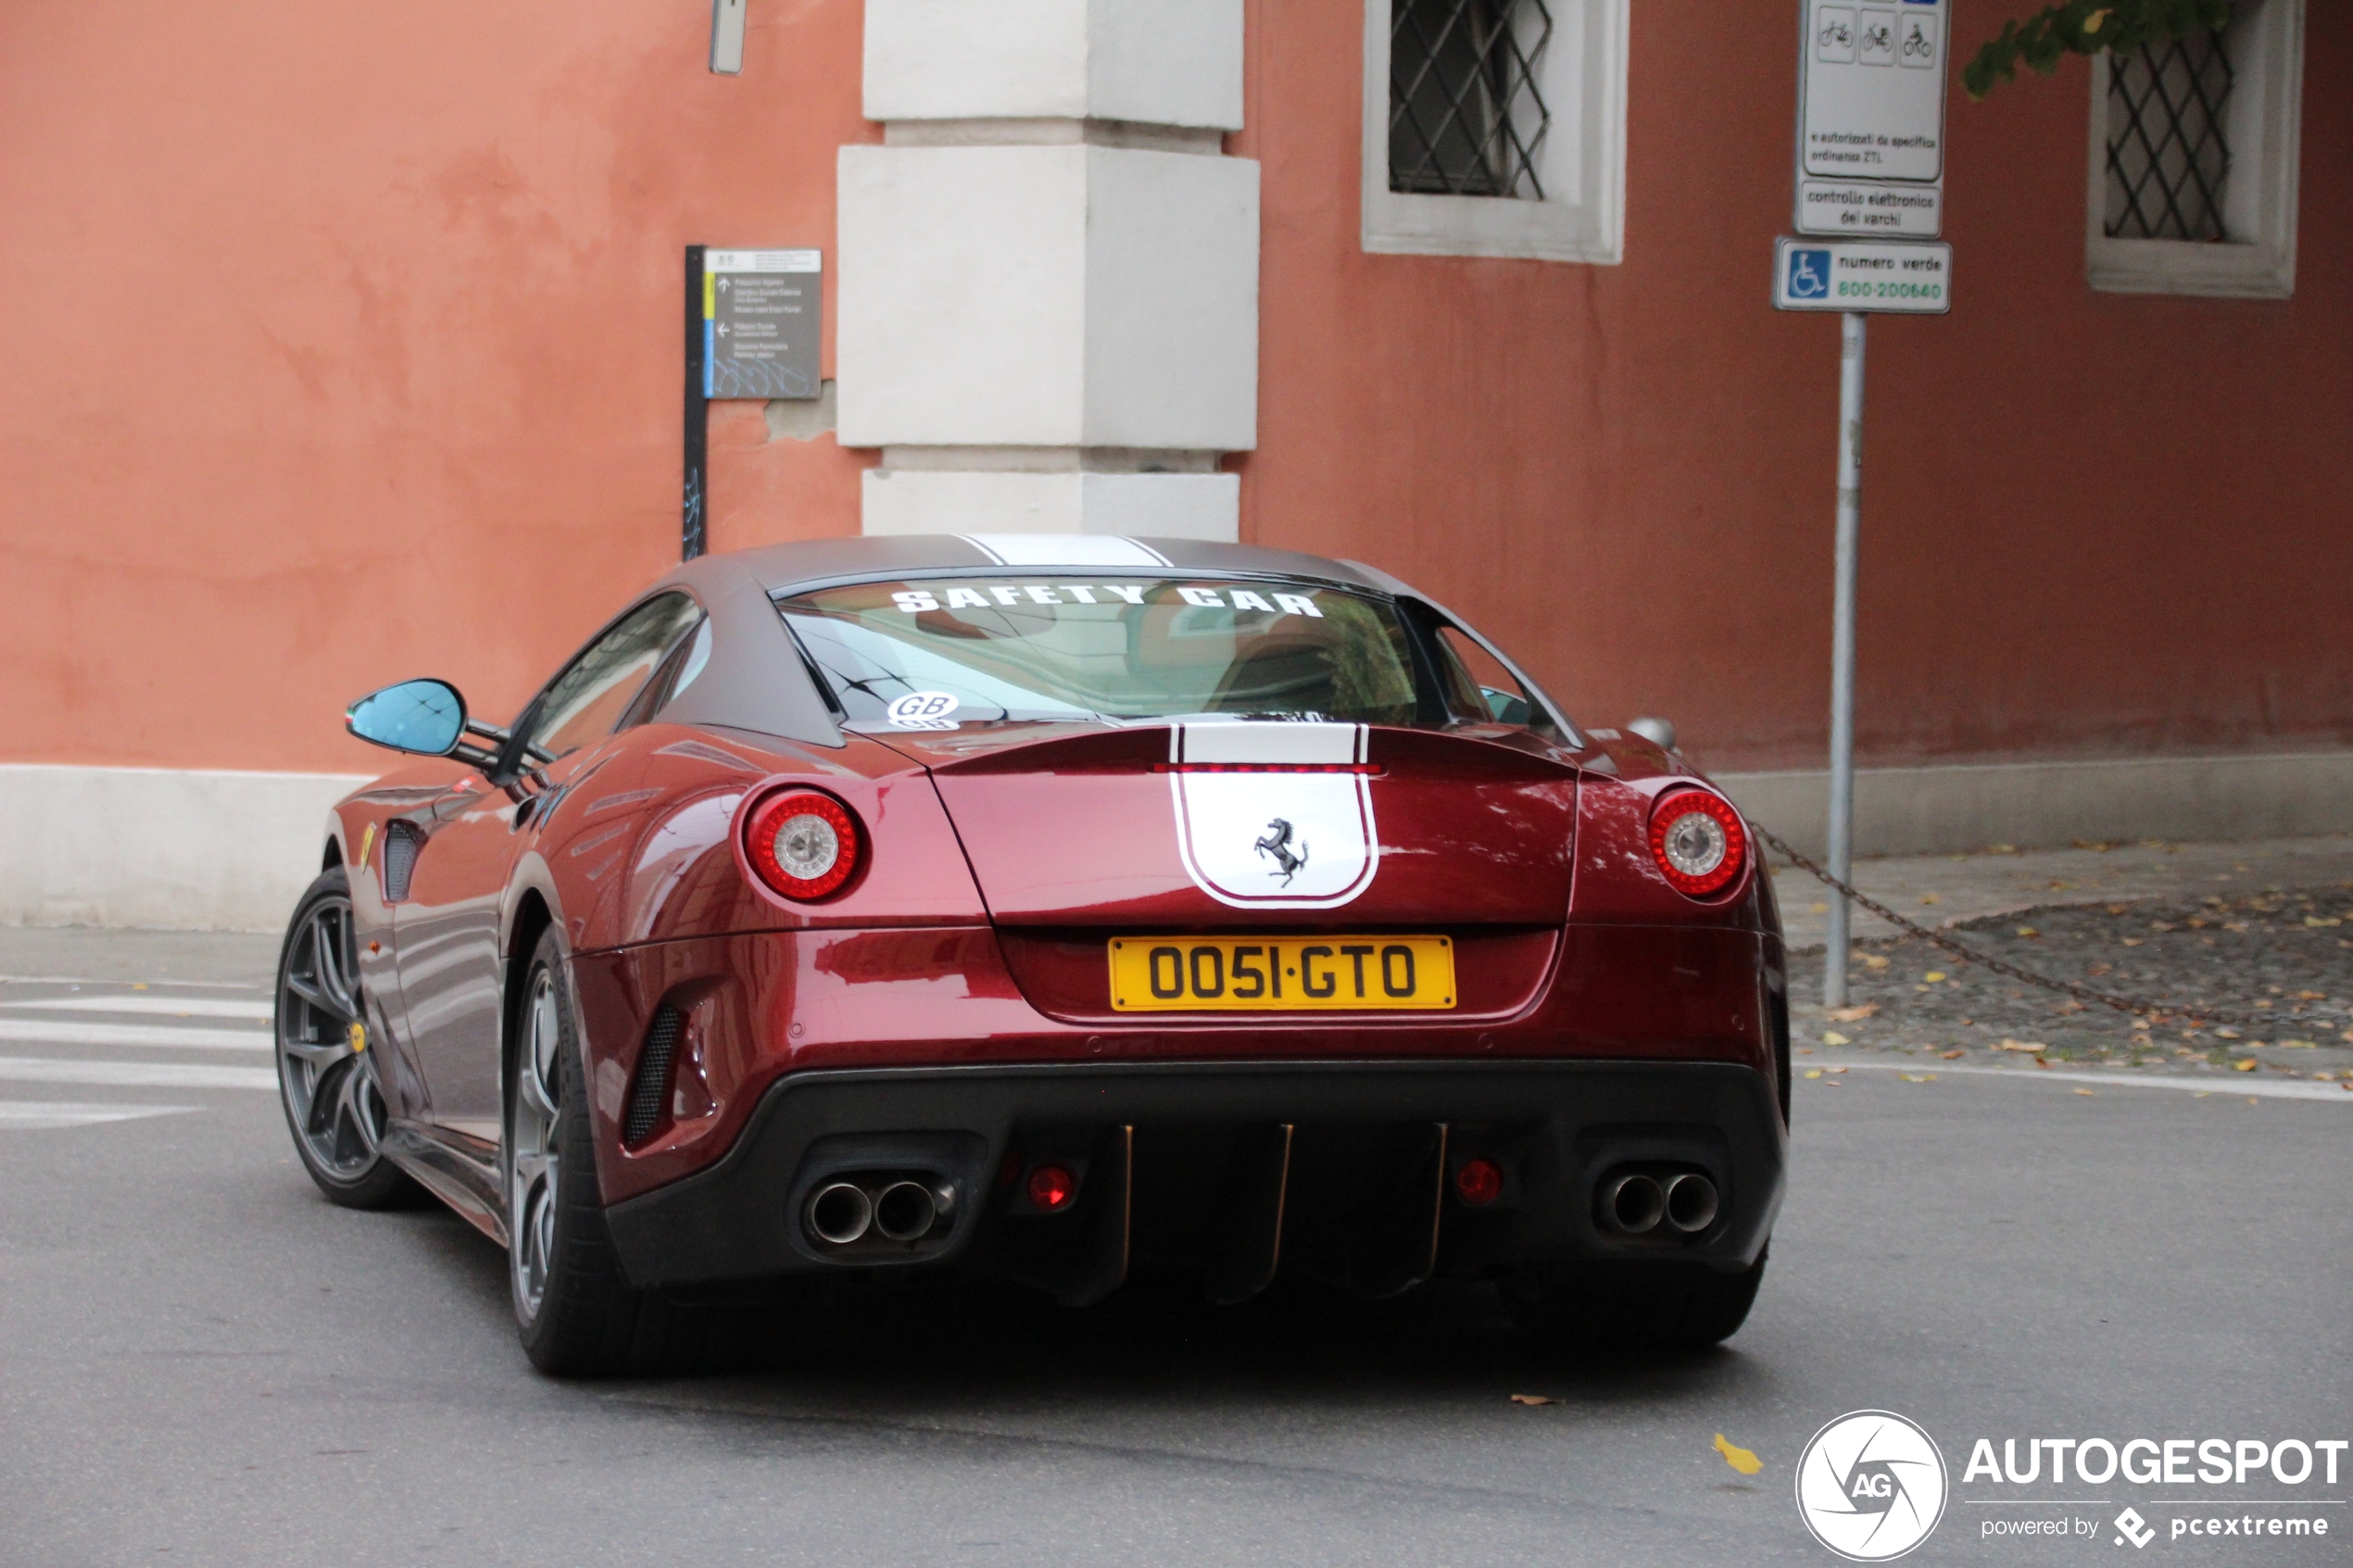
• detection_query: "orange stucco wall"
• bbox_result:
[1235,0,2351,772]
[0,2,871,777]
[2,2,2344,780]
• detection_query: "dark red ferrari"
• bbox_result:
[278,534,1789,1374]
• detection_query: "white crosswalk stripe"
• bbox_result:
[0,995,274,1020]
[0,1056,278,1091]
[0,980,287,1129]
[0,1101,199,1130]
[0,1019,270,1051]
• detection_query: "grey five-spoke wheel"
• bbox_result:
[275,868,419,1209]
[508,965,563,1324]
[507,925,746,1377]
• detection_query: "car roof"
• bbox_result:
[709,533,1398,596]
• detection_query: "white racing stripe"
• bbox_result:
[1824,1058,2353,1103]
[0,1101,199,1130]
[0,1019,269,1051]
[0,1057,277,1091]
[959,534,1173,569]
[0,996,274,1020]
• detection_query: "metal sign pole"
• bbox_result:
[1823,310,1866,1008]
[684,245,709,562]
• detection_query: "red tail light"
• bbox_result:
[743,789,861,900]
[1647,789,1747,898]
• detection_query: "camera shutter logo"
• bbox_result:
[1794,1410,1948,1561]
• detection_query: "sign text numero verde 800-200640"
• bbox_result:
[1774,237,1952,314]
[1109,936,1455,1012]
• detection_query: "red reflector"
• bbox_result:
[1026,1163,1077,1212]
[1454,1158,1504,1207]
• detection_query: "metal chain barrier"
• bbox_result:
[1754,826,2269,1029]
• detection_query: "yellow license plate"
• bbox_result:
[1109,935,1455,1012]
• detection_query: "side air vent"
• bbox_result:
[382,822,424,902]
[623,1005,685,1147]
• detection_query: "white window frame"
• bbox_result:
[1361,0,1628,263]
[2085,0,2303,298]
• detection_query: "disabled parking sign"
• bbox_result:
[1773,237,1951,313]
[1787,247,1832,302]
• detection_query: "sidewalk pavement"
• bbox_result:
[1769,833,2353,952]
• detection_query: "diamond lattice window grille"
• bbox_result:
[1390,0,1553,200]
[2105,28,2235,241]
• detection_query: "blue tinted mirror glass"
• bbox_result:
[346,680,466,756]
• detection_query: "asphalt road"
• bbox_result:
[2,930,2347,1567]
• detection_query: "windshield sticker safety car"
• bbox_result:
[889,585,1326,617]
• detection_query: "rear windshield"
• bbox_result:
[775,576,1424,729]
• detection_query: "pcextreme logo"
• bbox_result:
[1795,1410,1951,1562]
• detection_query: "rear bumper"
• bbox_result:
[604,1058,1785,1298]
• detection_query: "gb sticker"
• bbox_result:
[886,691,962,730]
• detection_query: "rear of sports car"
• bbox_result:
[579,563,1789,1347]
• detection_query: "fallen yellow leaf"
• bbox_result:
[1862,955,1891,971]
[1824,1066,1846,1073]
[1808,902,1829,914]
[2281,1040,2317,1048]
[1715,1434,1764,1475]
[1827,1004,1878,1022]
[1923,971,1947,983]
[2073,1088,2095,1097]
[2233,1059,2258,1072]
[1805,1069,1823,1079]
[1940,1049,1965,1060]
[1919,894,1941,906]
[1511,1394,1557,1407]
[2016,926,2040,938]
[1823,1031,1850,1046]
[1994,1039,2048,1052]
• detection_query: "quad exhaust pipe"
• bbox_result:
[873,1180,938,1242]
[808,1182,875,1245]
[804,1175,953,1248]
[1597,1169,1718,1236]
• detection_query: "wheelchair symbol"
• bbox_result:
[1788,249,1831,300]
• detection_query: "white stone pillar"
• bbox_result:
[839,0,1256,540]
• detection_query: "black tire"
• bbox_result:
[1509,1247,1768,1356]
[275,868,424,1210]
[507,928,751,1376]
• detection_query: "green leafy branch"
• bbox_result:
[1962,0,2234,100]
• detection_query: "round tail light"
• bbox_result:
[743,789,861,900]
[1647,789,1747,898]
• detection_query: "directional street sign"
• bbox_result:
[703,249,823,399]
[1795,0,1947,237]
[1774,237,1951,313]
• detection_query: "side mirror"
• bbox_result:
[1627,715,1678,752]
[346,680,468,757]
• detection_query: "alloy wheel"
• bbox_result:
[508,968,563,1323]
[276,891,390,1179]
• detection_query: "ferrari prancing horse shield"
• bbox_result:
[1168,721,1378,909]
